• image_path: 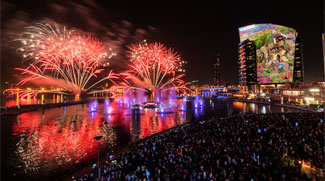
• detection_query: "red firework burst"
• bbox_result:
[122,41,190,92]
[16,23,116,94]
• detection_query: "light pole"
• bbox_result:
[94,136,103,180]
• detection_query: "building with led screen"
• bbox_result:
[238,24,303,85]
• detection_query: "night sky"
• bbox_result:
[1,0,324,87]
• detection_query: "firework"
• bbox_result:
[15,23,116,94]
[122,41,190,94]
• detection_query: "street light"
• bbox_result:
[309,88,320,92]
[94,136,103,180]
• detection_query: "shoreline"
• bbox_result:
[0,101,86,116]
[232,98,320,112]
[0,98,109,116]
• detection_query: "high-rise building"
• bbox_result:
[213,53,221,86]
[238,39,257,86]
[322,33,325,78]
[238,24,301,85]
[293,35,304,82]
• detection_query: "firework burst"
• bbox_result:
[15,23,117,94]
[121,41,190,94]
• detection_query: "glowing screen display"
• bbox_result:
[239,24,297,83]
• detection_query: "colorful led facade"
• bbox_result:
[238,24,303,84]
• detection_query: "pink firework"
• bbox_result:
[122,41,190,93]
[16,23,116,94]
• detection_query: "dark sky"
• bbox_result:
[1,0,324,87]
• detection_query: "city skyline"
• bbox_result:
[1,1,324,180]
[1,0,324,87]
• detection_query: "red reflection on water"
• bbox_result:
[5,100,17,107]
[10,98,185,175]
[139,109,177,139]
[35,117,103,162]
[139,115,153,138]
[165,116,176,129]
[12,106,115,173]
[5,98,38,107]
[13,111,42,135]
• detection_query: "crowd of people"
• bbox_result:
[75,112,324,180]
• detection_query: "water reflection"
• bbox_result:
[233,101,280,115]
[261,106,267,114]
[3,98,304,180]
[12,105,117,175]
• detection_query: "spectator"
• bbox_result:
[76,113,324,180]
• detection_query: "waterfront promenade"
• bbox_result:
[232,99,321,113]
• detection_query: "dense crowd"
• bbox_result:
[75,112,324,180]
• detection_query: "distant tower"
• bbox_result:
[191,80,199,95]
[213,53,221,86]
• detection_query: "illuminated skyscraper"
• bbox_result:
[213,53,221,86]
[322,33,325,78]
[293,35,304,82]
[238,39,257,86]
[238,24,300,85]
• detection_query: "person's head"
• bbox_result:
[276,36,284,43]
[268,41,274,49]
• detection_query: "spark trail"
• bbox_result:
[121,41,190,96]
[15,23,117,95]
